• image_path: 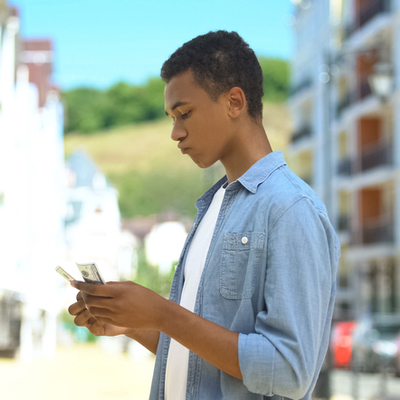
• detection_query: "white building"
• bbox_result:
[64,150,137,286]
[289,0,400,319]
[145,221,187,274]
[0,3,66,358]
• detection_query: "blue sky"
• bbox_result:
[10,0,295,90]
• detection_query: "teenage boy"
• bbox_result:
[68,31,340,400]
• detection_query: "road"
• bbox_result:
[0,343,155,400]
[1,344,400,400]
[331,369,400,400]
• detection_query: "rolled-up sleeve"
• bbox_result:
[238,196,339,399]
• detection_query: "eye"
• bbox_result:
[181,110,191,120]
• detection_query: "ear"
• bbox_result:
[226,87,247,118]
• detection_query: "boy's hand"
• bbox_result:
[68,291,128,337]
[70,280,166,331]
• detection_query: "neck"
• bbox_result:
[222,121,273,183]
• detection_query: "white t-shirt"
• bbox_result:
[165,186,225,400]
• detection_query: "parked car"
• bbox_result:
[330,321,357,369]
[352,314,400,374]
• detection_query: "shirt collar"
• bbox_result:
[196,151,286,211]
[230,150,286,194]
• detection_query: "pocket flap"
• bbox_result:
[222,232,265,251]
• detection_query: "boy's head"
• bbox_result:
[161,30,264,120]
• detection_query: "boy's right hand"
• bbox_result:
[68,291,127,337]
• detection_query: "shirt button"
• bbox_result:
[241,236,248,244]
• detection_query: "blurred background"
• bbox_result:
[1,0,400,399]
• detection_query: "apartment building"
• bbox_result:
[0,3,66,358]
[289,0,400,320]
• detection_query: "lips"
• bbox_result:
[178,144,189,154]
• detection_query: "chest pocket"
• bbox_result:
[220,232,265,300]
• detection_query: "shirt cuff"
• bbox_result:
[238,332,275,396]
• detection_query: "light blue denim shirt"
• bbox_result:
[149,151,340,400]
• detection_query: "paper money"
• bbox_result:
[55,266,76,282]
[76,262,106,284]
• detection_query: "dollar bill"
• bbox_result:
[76,262,106,284]
[55,266,76,282]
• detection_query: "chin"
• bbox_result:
[189,154,217,169]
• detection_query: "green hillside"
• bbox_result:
[64,102,292,219]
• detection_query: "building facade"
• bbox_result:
[64,150,137,288]
[0,3,66,358]
[289,0,400,320]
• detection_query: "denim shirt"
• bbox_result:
[149,151,340,400]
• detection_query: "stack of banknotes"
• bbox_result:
[55,263,106,284]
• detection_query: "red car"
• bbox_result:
[331,321,357,369]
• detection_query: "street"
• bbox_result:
[1,343,400,400]
[0,343,155,400]
[331,369,400,400]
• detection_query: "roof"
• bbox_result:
[67,150,104,188]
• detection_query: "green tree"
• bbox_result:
[258,57,290,103]
[61,58,290,134]
[62,88,110,134]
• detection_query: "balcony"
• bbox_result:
[291,125,312,144]
[359,0,390,29]
[343,0,391,38]
[360,142,393,172]
[338,214,350,231]
[363,220,393,244]
[358,78,372,100]
[336,93,351,118]
[336,80,373,117]
[290,78,313,97]
[337,156,352,176]
[351,216,394,245]
[336,143,393,176]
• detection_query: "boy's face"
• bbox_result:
[164,70,234,169]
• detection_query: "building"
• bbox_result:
[0,3,66,358]
[289,0,400,320]
[64,150,137,285]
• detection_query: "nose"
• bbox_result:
[171,120,187,142]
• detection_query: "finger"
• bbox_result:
[84,295,116,309]
[95,316,115,325]
[87,306,114,319]
[68,300,86,316]
[74,309,93,327]
[71,281,113,297]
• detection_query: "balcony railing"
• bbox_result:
[360,143,393,172]
[291,125,312,144]
[290,78,313,97]
[337,157,352,176]
[358,78,372,100]
[359,0,390,29]
[336,93,351,118]
[336,79,372,117]
[336,143,393,176]
[363,220,394,244]
[351,216,394,245]
[338,215,350,231]
[344,0,391,38]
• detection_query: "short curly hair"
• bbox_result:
[161,30,264,119]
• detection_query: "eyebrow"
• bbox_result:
[165,101,189,116]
